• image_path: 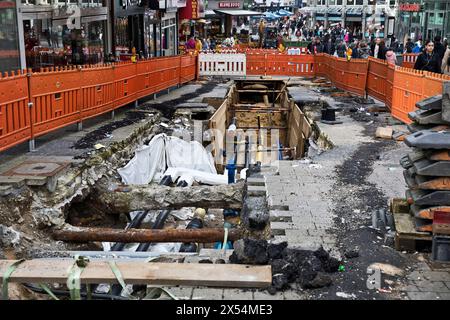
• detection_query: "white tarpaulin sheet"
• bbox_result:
[118,133,217,185]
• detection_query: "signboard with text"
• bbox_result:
[399,3,421,12]
[206,0,243,10]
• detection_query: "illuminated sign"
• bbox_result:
[399,3,421,12]
[218,2,241,8]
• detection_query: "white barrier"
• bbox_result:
[199,53,246,76]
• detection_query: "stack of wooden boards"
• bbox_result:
[398,87,450,259]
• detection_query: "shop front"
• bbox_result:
[397,2,423,42]
[17,1,109,70]
[178,0,205,51]
[0,1,20,73]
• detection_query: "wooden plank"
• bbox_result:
[0,260,272,288]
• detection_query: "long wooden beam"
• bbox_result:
[0,260,271,288]
[53,226,242,243]
[94,181,244,213]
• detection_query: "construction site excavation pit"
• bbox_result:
[0,78,340,299]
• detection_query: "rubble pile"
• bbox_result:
[401,88,450,257]
[230,239,340,294]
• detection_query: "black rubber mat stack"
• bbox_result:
[400,93,450,236]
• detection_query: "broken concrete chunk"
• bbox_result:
[375,127,393,139]
[344,246,360,259]
[229,239,269,265]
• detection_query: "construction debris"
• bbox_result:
[93,181,245,213]
[375,127,393,139]
[229,239,339,293]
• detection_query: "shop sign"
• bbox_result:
[192,0,198,18]
[218,2,240,8]
[399,3,421,12]
[121,0,142,9]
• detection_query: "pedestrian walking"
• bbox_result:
[414,40,442,74]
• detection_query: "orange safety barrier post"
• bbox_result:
[265,52,315,77]
[366,57,389,103]
[29,66,82,138]
[385,64,395,110]
[402,53,419,69]
[113,61,138,108]
[0,70,31,152]
[246,51,267,76]
[391,67,425,123]
[80,64,115,120]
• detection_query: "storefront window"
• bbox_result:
[114,17,130,55]
[23,18,106,70]
[0,1,20,73]
[144,19,155,58]
[162,18,176,56]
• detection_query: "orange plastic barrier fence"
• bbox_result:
[0,55,197,153]
[391,67,450,123]
[385,64,395,109]
[391,68,425,123]
[402,53,419,69]
[246,52,268,76]
[332,57,368,96]
[0,71,31,152]
[80,64,115,120]
[246,52,315,77]
[29,66,82,137]
[265,53,315,77]
[366,57,389,103]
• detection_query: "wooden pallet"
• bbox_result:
[391,198,433,252]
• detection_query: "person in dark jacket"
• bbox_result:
[307,37,324,54]
[323,38,335,55]
[405,38,414,53]
[414,40,442,74]
[434,35,446,61]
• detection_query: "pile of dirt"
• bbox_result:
[229,239,340,294]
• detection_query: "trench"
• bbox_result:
[1,78,328,300]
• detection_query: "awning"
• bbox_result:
[214,9,264,16]
[204,10,216,16]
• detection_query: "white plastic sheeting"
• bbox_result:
[118,133,217,185]
[163,167,228,186]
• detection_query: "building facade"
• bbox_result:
[396,0,450,42]
[302,0,397,38]
[15,0,111,70]
[0,1,21,73]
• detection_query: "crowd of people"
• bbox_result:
[185,12,450,76]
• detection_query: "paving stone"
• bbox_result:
[247,185,267,196]
[247,177,266,186]
[407,291,450,300]
[191,288,224,300]
[222,289,254,300]
[160,286,193,300]
[422,271,450,282]
[413,281,449,292]
[283,290,306,300]
[253,290,284,300]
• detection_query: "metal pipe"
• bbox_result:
[53,227,242,243]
